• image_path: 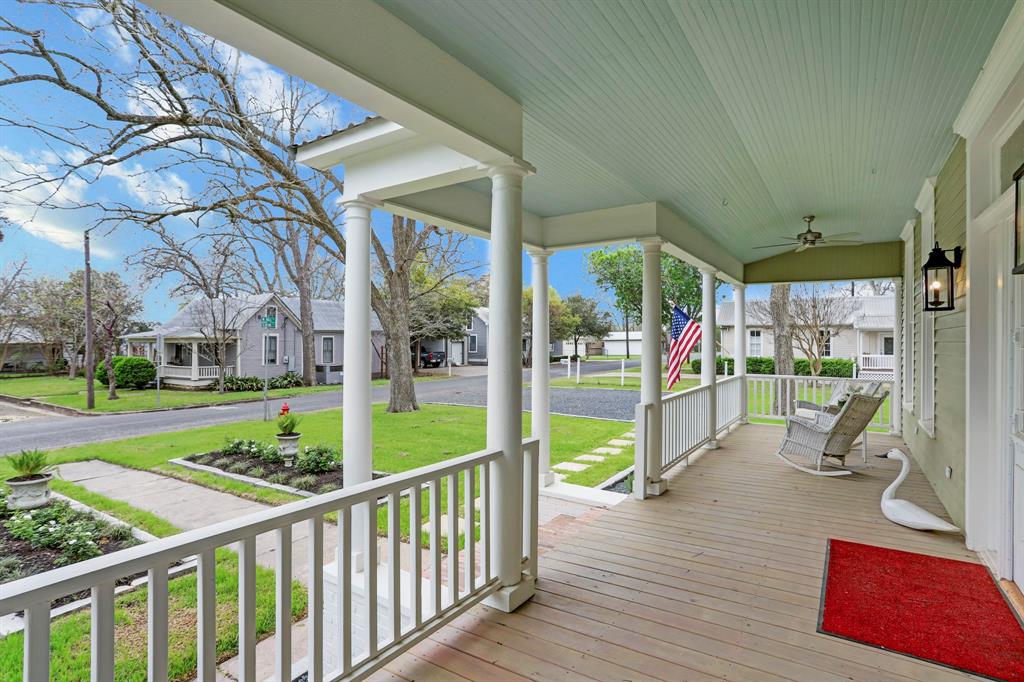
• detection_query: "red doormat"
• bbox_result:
[819,539,1024,681]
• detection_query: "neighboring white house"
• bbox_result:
[718,295,896,378]
[123,293,385,387]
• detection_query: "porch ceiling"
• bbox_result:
[379,0,1012,264]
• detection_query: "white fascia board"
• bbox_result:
[143,0,524,163]
[954,2,1024,139]
[295,120,414,170]
[382,185,544,247]
[344,137,487,202]
[654,204,744,283]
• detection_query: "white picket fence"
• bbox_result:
[1,441,540,682]
[746,374,893,431]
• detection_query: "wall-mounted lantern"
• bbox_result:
[922,242,962,312]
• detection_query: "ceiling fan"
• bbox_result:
[755,215,862,253]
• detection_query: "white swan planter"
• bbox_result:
[876,449,959,532]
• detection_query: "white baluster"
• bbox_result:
[480,464,491,581]
[339,505,352,675]
[388,492,401,644]
[464,466,476,592]
[447,473,459,605]
[148,564,169,682]
[91,581,115,682]
[275,526,292,682]
[409,485,423,630]
[238,537,256,682]
[197,549,217,681]
[429,479,442,617]
[23,601,50,682]
[365,502,378,659]
[308,516,324,682]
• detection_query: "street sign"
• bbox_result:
[259,316,276,329]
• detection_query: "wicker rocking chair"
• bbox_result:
[776,391,888,476]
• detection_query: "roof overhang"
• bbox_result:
[743,242,904,285]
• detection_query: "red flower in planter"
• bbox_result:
[279,403,290,416]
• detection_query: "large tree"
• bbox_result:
[0,0,455,411]
[788,284,857,376]
[0,257,29,371]
[563,294,613,358]
[522,286,573,367]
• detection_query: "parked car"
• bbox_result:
[419,349,447,368]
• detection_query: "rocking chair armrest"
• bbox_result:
[786,415,831,435]
[814,411,838,427]
[793,400,822,411]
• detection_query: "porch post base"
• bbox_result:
[646,478,668,496]
[539,471,556,487]
[706,440,720,450]
[484,574,536,612]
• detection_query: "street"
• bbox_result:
[0,360,641,454]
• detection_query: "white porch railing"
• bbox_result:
[746,374,893,431]
[1,441,540,682]
[716,375,743,431]
[160,364,193,379]
[859,354,895,370]
[660,384,712,472]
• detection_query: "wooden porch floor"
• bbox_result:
[378,424,982,681]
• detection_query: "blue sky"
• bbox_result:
[0,2,765,324]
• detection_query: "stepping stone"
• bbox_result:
[592,447,623,455]
[575,454,606,463]
[608,439,633,447]
[420,514,468,538]
[553,461,589,472]
[623,432,636,439]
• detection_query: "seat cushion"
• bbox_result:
[794,407,819,420]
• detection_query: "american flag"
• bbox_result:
[667,305,700,390]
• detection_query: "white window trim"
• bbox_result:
[748,329,762,356]
[916,178,936,437]
[321,335,335,365]
[262,333,280,366]
[902,219,915,412]
[468,334,478,354]
[266,305,278,329]
[467,317,474,332]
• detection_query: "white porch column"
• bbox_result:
[892,276,903,435]
[701,269,719,449]
[342,198,374,565]
[485,166,534,612]
[734,284,748,424]
[640,238,667,496]
[190,341,199,381]
[529,248,555,487]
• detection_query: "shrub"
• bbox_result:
[96,356,156,389]
[211,456,234,470]
[3,501,123,565]
[689,356,853,377]
[246,466,265,479]
[268,372,303,389]
[220,371,303,392]
[266,473,290,485]
[276,403,300,436]
[297,445,338,475]
[227,462,250,475]
[289,474,318,491]
[317,483,338,495]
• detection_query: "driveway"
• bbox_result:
[0,360,640,454]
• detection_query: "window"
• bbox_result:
[818,330,832,357]
[467,316,474,331]
[266,305,278,328]
[263,334,278,365]
[322,336,334,364]
[882,336,894,355]
[748,329,762,356]
[468,335,478,353]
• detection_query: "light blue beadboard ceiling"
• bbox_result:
[378,0,1012,263]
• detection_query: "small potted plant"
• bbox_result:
[5,449,55,510]
[276,403,302,467]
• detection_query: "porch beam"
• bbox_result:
[342,198,374,567]
[702,269,719,449]
[734,284,748,423]
[744,242,904,284]
[528,248,555,487]
[484,166,534,612]
[640,238,666,496]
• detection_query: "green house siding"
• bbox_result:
[903,138,967,527]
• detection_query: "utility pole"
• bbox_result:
[84,228,95,410]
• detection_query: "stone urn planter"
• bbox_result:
[276,403,302,468]
[5,449,55,510]
[6,473,54,510]
[277,434,301,468]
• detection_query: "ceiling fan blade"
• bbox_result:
[794,243,811,253]
[754,243,797,249]
[825,231,861,240]
[822,239,864,245]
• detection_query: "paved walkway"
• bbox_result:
[2,361,640,455]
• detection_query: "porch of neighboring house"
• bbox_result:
[129,338,238,387]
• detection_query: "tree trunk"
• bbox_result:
[66,345,78,379]
[298,280,317,386]
[218,341,227,394]
[769,283,794,412]
[104,344,118,400]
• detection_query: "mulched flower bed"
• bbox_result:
[0,491,142,608]
[186,439,386,495]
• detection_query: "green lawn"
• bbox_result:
[0,375,338,412]
[550,373,700,393]
[0,481,306,682]
[746,381,892,431]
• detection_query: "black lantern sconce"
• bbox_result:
[922,242,962,312]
